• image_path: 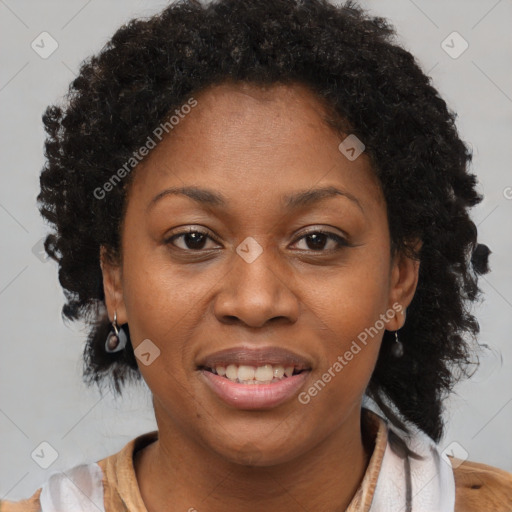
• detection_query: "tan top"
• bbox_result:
[2,410,511,511]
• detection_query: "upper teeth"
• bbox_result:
[213,364,296,383]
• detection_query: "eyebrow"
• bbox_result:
[146,185,363,214]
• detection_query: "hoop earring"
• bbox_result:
[105,311,127,353]
[391,330,404,358]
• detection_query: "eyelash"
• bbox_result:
[165,227,349,253]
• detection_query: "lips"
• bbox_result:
[196,346,312,409]
[197,346,312,371]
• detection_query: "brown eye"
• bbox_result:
[293,231,348,252]
[166,229,219,251]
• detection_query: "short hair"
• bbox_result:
[38,0,490,442]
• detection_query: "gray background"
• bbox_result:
[1,0,511,501]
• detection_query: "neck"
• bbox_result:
[135,404,373,512]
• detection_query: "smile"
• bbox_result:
[205,363,307,384]
[196,345,313,409]
[199,366,311,410]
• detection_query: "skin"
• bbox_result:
[100,81,420,512]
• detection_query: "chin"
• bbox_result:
[207,432,309,468]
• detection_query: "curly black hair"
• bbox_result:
[37,0,490,442]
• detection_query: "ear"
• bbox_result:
[99,245,128,325]
[386,239,422,331]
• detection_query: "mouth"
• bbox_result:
[196,346,312,409]
[199,363,309,385]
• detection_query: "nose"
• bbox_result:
[213,243,300,329]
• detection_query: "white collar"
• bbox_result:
[367,417,455,512]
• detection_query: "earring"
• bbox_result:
[105,311,127,353]
[391,330,404,358]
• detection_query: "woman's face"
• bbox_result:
[101,82,419,466]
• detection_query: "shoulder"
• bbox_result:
[0,462,105,512]
[451,456,512,512]
[0,488,42,512]
[0,431,158,512]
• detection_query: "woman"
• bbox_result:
[2,0,511,510]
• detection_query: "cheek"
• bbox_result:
[296,301,384,436]
[298,250,390,410]
[120,246,207,375]
[307,250,391,343]
[121,239,209,334]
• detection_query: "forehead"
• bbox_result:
[190,81,334,124]
[126,81,384,215]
